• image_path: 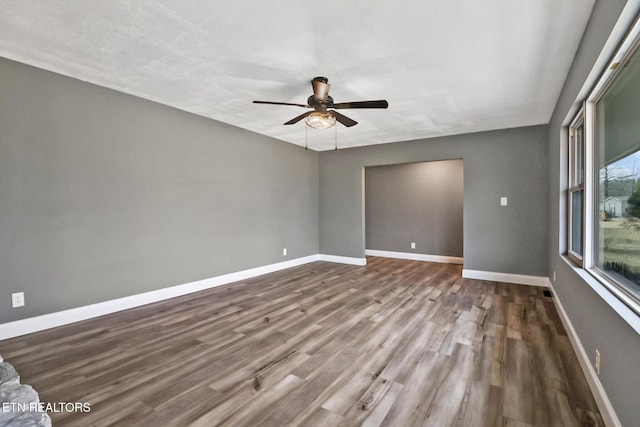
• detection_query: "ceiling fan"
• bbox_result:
[253,77,388,129]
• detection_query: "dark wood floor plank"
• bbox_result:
[458,381,503,427]
[0,257,603,426]
[422,343,477,426]
[299,406,344,427]
[379,350,449,426]
[217,373,307,427]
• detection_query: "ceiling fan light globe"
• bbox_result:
[305,112,336,129]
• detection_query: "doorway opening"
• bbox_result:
[364,159,463,264]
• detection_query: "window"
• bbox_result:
[593,38,640,303]
[568,111,585,265]
[569,17,640,312]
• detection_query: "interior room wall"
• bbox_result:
[0,57,319,324]
[319,125,549,277]
[547,0,640,425]
[365,160,463,257]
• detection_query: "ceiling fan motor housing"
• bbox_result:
[311,76,331,103]
[307,95,333,110]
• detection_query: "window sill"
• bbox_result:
[561,255,640,335]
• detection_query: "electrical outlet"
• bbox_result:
[411,242,416,249]
[12,292,25,308]
[500,197,508,206]
[595,349,601,375]
[553,270,556,282]
[282,248,287,256]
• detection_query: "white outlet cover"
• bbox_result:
[282,248,287,256]
[500,197,508,206]
[411,242,416,249]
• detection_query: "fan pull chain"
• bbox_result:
[334,125,338,150]
[305,125,308,150]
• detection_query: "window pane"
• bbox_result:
[596,150,640,295]
[571,190,583,257]
[575,125,584,184]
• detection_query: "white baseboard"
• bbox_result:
[0,253,371,340]
[365,249,463,264]
[548,279,621,427]
[0,255,322,341]
[462,269,549,287]
[317,254,367,266]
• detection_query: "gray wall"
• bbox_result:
[365,160,463,257]
[320,125,549,276]
[0,57,319,324]
[548,1,640,426]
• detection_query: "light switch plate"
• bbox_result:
[12,292,25,308]
[500,197,508,206]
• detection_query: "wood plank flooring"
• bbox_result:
[0,257,603,426]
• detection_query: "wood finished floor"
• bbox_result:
[0,257,603,427]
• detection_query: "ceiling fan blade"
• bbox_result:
[332,100,389,109]
[284,111,314,125]
[331,110,358,127]
[253,100,309,108]
[311,77,330,102]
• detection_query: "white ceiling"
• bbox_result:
[0,0,595,150]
